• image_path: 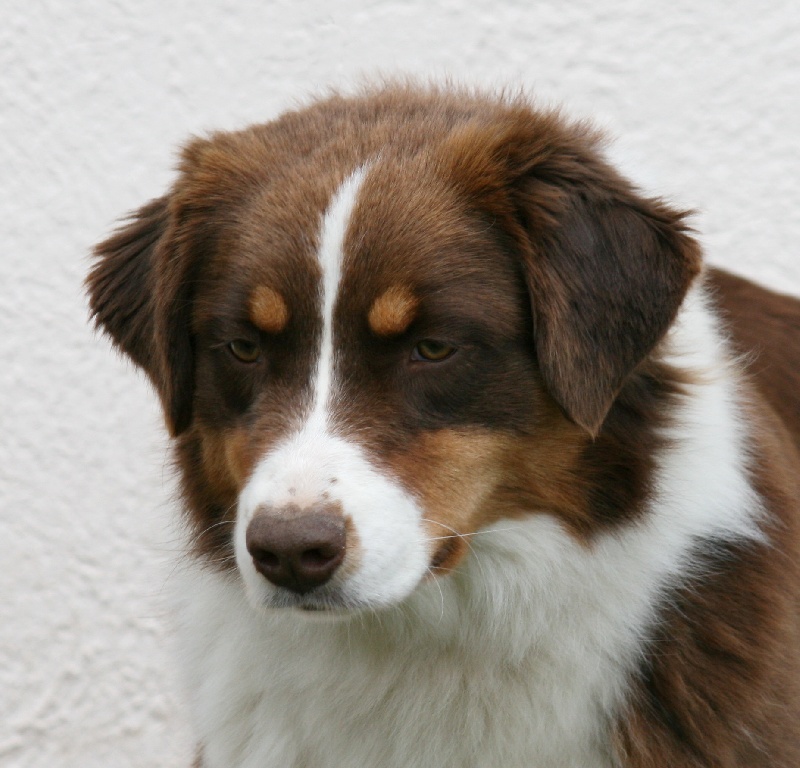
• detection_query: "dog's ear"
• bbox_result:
[516,174,701,436]
[442,114,702,435]
[87,195,195,436]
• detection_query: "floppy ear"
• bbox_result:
[440,113,701,435]
[87,195,195,436]
[517,177,701,435]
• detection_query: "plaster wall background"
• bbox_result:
[2,2,799,765]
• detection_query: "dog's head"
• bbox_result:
[88,87,700,612]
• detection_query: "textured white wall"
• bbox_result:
[2,1,799,765]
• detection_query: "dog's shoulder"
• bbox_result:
[708,267,800,448]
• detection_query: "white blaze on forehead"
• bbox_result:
[310,167,368,424]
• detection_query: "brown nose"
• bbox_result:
[245,508,346,594]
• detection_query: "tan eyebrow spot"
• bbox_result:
[249,286,289,333]
[368,285,418,336]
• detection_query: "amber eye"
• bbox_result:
[228,338,261,363]
[412,339,457,362]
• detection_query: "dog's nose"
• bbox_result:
[245,508,346,594]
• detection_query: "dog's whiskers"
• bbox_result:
[425,527,520,542]
[190,517,236,541]
[420,517,495,585]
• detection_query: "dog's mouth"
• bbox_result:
[256,583,371,616]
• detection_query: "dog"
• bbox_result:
[88,84,800,767]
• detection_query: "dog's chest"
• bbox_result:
[175,567,627,768]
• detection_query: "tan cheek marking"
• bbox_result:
[223,428,258,488]
[249,286,289,333]
[368,285,418,336]
[198,427,258,497]
[387,413,589,573]
[388,430,510,573]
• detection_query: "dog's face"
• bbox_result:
[88,88,700,613]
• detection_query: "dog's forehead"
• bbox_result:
[344,159,501,282]
[336,162,527,333]
[195,155,525,332]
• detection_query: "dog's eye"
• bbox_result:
[228,339,261,363]
[412,339,456,362]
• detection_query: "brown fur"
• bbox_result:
[612,274,800,766]
[87,84,800,766]
[709,268,800,447]
[615,397,800,766]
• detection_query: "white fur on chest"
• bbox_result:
[173,544,625,768]
[172,283,763,768]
